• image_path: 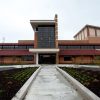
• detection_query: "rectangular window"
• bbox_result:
[95,46,100,49]
[59,45,94,49]
[58,46,66,49]
[26,45,34,49]
[2,45,14,49]
[64,56,72,61]
[0,46,2,49]
[67,46,80,49]
[81,45,94,49]
[22,55,33,61]
[37,26,55,48]
[18,46,27,49]
[14,46,19,49]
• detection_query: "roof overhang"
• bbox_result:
[29,48,59,53]
[30,20,55,30]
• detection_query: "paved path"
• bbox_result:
[24,65,84,100]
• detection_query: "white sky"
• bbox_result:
[0,0,100,43]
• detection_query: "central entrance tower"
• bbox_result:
[29,15,59,64]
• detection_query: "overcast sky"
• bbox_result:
[0,0,100,43]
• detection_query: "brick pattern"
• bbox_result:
[54,14,58,48]
[34,32,38,48]
[59,56,93,64]
[0,56,34,64]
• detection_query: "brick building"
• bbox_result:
[0,15,100,65]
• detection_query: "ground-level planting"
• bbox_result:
[60,67,100,97]
[0,67,38,100]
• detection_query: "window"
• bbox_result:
[26,45,34,49]
[59,45,94,49]
[58,46,66,49]
[14,46,19,49]
[22,55,33,61]
[0,46,2,49]
[59,45,81,49]
[18,46,27,49]
[81,45,94,49]
[67,46,80,49]
[36,27,38,31]
[95,46,100,49]
[37,26,55,48]
[2,45,14,49]
[64,56,72,61]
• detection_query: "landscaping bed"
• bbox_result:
[60,67,100,97]
[0,67,38,100]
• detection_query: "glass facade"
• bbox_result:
[37,26,55,48]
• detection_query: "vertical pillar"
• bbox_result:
[34,54,36,64]
[56,53,59,64]
[55,14,58,48]
[36,53,39,64]
[34,31,38,48]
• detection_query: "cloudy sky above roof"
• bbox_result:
[0,0,100,42]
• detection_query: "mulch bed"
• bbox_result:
[60,67,100,97]
[0,67,38,100]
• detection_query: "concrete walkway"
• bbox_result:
[24,65,84,100]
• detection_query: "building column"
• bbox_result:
[36,53,39,64]
[56,53,59,64]
[34,54,36,64]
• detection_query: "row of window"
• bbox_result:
[0,45,34,49]
[59,45,100,49]
[1,45,100,50]
[0,56,34,61]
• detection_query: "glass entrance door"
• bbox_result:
[39,54,56,64]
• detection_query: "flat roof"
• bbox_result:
[29,48,59,53]
[30,20,55,30]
